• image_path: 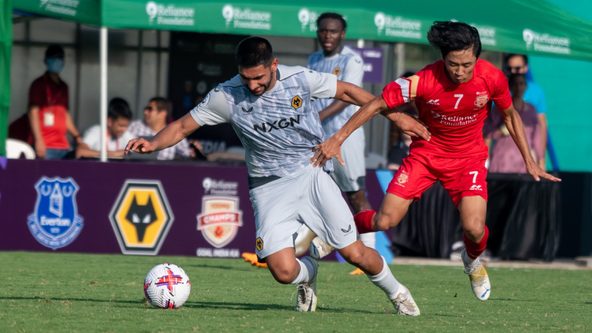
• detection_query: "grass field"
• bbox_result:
[1,252,590,333]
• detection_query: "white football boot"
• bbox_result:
[296,257,318,312]
[462,249,491,301]
[390,285,420,316]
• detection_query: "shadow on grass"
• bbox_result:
[183,262,255,272]
[0,296,382,314]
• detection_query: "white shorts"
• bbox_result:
[331,127,366,192]
[249,165,357,259]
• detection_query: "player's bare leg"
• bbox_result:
[266,247,319,312]
[346,190,376,276]
[338,240,420,316]
[353,193,413,233]
[458,196,491,301]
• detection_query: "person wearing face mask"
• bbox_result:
[27,44,83,159]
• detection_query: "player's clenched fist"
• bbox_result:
[125,137,155,154]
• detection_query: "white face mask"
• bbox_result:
[46,57,64,73]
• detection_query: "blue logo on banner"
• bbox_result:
[27,177,84,250]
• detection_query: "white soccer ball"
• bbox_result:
[144,263,191,309]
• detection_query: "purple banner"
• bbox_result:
[352,47,384,84]
[0,159,254,258]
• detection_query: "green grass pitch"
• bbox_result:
[0,252,590,332]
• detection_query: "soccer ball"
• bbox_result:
[144,263,191,309]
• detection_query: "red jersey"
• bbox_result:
[28,73,70,149]
[382,59,512,158]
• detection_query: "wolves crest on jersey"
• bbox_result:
[291,95,303,110]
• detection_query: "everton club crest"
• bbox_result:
[27,177,84,250]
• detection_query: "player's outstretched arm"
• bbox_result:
[312,96,386,167]
[125,113,200,155]
[502,106,560,182]
[381,109,431,141]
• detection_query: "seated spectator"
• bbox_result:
[76,97,134,159]
[190,123,245,163]
[485,73,543,173]
[128,97,194,160]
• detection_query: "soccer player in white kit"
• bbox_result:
[308,13,376,275]
[126,37,427,315]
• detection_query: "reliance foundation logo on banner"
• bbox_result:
[145,1,195,27]
[523,28,570,55]
[298,8,320,33]
[196,177,243,258]
[222,4,272,31]
[374,12,422,39]
[39,0,79,17]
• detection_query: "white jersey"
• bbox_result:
[190,65,337,178]
[308,45,364,137]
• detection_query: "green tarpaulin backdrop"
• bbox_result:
[13,0,592,60]
[0,0,12,156]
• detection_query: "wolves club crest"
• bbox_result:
[291,95,303,110]
[197,196,242,248]
[27,177,84,250]
[109,180,174,255]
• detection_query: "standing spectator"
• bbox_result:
[76,97,134,159]
[28,44,83,159]
[504,54,547,169]
[308,12,375,275]
[128,97,193,160]
[485,74,543,173]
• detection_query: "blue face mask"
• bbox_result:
[46,58,64,73]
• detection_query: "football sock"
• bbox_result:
[367,257,400,299]
[463,225,490,259]
[291,256,317,285]
[354,210,376,234]
[360,232,376,249]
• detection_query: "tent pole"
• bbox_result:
[99,27,108,162]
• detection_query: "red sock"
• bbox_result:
[354,210,376,234]
[463,225,489,259]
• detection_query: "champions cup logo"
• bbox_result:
[522,28,570,55]
[197,178,242,248]
[221,4,272,30]
[27,177,84,250]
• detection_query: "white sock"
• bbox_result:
[367,257,401,299]
[360,232,376,250]
[290,256,317,285]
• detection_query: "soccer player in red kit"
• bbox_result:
[312,21,560,301]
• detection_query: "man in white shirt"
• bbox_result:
[128,97,193,160]
[126,37,429,315]
[308,12,376,275]
[77,97,134,159]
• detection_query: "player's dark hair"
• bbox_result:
[235,36,274,68]
[427,21,481,58]
[45,44,65,59]
[149,97,172,114]
[108,97,132,120]
[504,53,529,65]
[316,12,347,31]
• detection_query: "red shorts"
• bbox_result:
[387,152,488,206]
